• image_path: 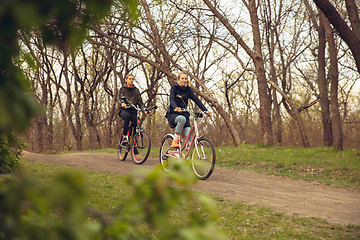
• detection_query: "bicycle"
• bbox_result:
[159,105,216,180]
[117,97,157,164]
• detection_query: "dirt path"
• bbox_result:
[22,151,360,226]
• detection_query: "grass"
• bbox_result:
[20,159,360,239]
[214,145,360,189]
[215,197,360,239]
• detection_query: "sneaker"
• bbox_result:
[133,148,141,157]
[121,135,129,146]
[171,139,179,148]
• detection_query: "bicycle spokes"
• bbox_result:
[191,137,215,180]
[160,135,178,171]
[160,134,215,180]
[117,133,128,161]
[131,131,151,165]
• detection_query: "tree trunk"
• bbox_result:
[248,0,273,145]
[318,14,333,146]
[272,87,282,146]
[35,116,45,153]
[324,15,344,150]
[345,0,360,40]
[46,110,54,151]
[267,11,282,146]
[74,90,83,151]
[65,58,83,151]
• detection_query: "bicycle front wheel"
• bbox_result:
[131,131,151,165]
[191,137,216,180]
[117,132,128,161]
[159,135,178,171]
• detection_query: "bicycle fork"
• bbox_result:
[184,121,199,159]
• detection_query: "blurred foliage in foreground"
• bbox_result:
[0,133,23,173]
[0,160,228,240]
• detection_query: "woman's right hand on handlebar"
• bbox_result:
[121,103,127,108]
[144,109,152,115]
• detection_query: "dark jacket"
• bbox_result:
[165,83,208,128]
[118,86,145,114]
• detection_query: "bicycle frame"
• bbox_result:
[163,110,202,159]
[128,111,142,137]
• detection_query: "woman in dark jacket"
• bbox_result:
[118,74,146,143]
[165,72,210,148]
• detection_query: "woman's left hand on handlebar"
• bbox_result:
[142,109,151,115]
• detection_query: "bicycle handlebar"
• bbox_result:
[121,96,157,113]
[124,103,158,114]
[178,108,210,118]
[175,94,212,118]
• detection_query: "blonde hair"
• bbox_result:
[177,72,190,85]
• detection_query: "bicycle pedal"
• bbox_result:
[119,144,127,148]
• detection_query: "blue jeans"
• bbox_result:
[174,115,190,139]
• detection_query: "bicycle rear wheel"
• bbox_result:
[191,137,216,180]
[117,132,128,161]
[131,131,151,165]
[159,135,178,171]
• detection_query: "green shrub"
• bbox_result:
[0,132,23,173]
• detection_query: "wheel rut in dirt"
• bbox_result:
[22,151,360,226]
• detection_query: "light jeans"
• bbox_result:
[174,115,190,139]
